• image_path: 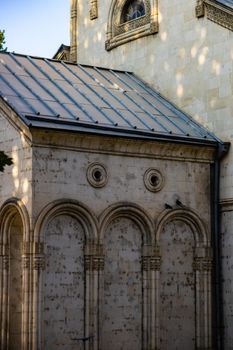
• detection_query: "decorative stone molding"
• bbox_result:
[196,0,233,31]
[87,162,108,188]
[196,0,205,17]
[193,257,213,271]
[106,0,159,51]
[85,255,105,270]
[22,255,30,269]
[90,0,98,20]
[33,255,45,271]
[144,168,164,192]
[142,255,161,270]
[70,0,78,62]
[3,255,9,270]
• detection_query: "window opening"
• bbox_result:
[122,0,146,23]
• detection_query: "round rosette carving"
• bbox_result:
[87,162,108,188]
[144,168,164,192]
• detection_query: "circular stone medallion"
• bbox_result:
[87,162,108,188]
[144,168,164,192]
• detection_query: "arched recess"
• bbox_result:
[0,198,30,350]
[33,200,99,350]
[105,0,158,50]
[99,203,157,350]
[156,208,212,350]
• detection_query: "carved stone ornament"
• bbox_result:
[106,0,159,51]
[87,162,108,188]
[90,0,98,20]
[33,255,45,270]
[85,255,105,270]
[142,256,161,270]
[144,168,164,192]
[193,257,213,271]
[196,0,233,31]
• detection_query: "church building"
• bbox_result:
[0,0,232,349]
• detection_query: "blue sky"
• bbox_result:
[0,0,70,58]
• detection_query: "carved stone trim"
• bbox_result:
[193,257,213,271]
[90,0,98,20]
[196,0,233,31]
[33,255,45,271]
[106,0,159,51]
[22,255,30,269]
[3,255,9,270]
[142,256,161,270]
[85,255,105,270]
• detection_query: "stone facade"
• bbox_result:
[71,0,233,347]
[0,101,216,349]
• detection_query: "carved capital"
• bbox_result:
[33,255,45,271]
[142,256,161,271]
[85,255,104,271]
[193,257,213,271]
[22,255,30,269]
[3,255,9,270]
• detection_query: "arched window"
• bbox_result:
[106,0,159,51]
[121,0,146,23]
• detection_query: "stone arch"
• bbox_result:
[156,208,210,246]
[99,202,154,244]
[34,199,98,243]
[0,197,30,243]
[0,198,30,350]
[106,0,158,50]
[32,199,98,350]
[99,202,156,349]
[155,208,212,349]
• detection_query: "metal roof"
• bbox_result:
[216,0,233,9]
[0,52,220,144]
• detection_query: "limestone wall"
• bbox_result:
[0,105,32,212]
[31,131,214,349]
[75,0,233,200]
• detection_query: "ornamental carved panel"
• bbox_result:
[196,0,233,31]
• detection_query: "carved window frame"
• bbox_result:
[106,0,159,51]
[196,0,233,31]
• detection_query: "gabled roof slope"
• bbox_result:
[0,52,220,144]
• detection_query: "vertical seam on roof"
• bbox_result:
[63,62,133,128]
[76,64,135,128]
[109,69,172,134]
[126,72,217,141]
[94,67,167,132]
[27,56,93,122]
[9,53,60,117]
[43,59,98,123]
[0,66,39,115]
[115,70,190,136]
[46,59,115,126]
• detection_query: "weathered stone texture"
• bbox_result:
[43,215,85,350]
[221,211,233,350]
[0,109,32,211]
[102,218,142,350]
[9,215,23,349]
[160,220,195,350]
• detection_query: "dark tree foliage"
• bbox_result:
[0,151,13,172]
[0,30,6,51]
